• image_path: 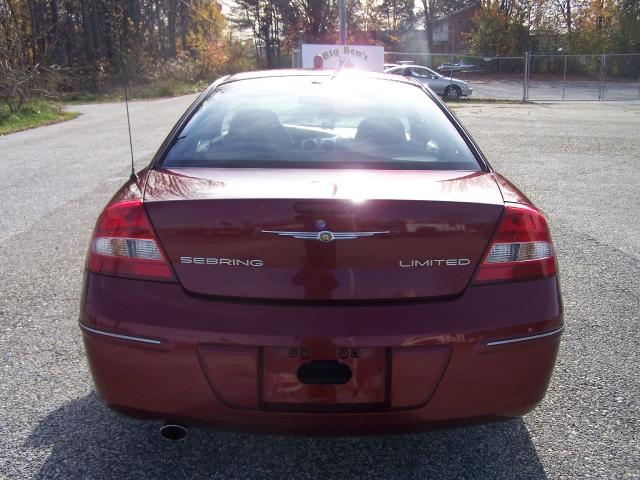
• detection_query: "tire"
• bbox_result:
[445,85,462,99]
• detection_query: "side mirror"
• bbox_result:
[402,68,412,77]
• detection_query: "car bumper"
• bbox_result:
[80,272,563,435]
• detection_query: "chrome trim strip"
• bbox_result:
[261,230,390,241]
[486,325,565,346]
[79,323,162,345]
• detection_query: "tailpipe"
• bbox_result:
[159,423,188,441]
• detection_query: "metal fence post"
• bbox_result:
[562,54,567,100]
[599,54,606,101]
[523,51,530,101]
[449,52,454,87]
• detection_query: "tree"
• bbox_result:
[616,0,640,52]
[231,0,288,67]
[554,0,573,33]
[469,0,530,55]
[378,0,414,33]
[0,0,230,92]
[289,0,338,43]
[419,0,437,53]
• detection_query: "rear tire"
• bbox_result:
[445,85,462,100]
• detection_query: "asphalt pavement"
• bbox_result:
[0,96,638,479]
[466,80,640,101]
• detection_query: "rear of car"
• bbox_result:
[79,71,562,434]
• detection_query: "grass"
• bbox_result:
[63,80,206,104]
[0,100,79,135]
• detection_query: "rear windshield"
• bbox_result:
[161,75,480,171]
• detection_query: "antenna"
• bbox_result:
[118,28,138,183]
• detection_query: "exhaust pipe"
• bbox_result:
[159,423,188,441]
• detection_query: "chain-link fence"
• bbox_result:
[604,54,640,100]
[384,52,640,101]
[527,53,640,101]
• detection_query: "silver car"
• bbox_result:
[385,65,473,99]
[437,61,477,73]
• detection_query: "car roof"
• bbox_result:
[218,69,421,87]
[388,64,440,73]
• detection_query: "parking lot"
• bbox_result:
[0,97,638,479]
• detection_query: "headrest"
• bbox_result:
[227,109,289,145]
[355,117,406,146]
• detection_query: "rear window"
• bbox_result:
[161,75,480,171]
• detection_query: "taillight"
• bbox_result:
[473,203,557,284]
[87,199,175,281]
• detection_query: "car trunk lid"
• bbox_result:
[144,168,504,301]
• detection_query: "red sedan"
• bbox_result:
[80,70,563,439]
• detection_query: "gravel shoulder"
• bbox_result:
[0,97,638,479]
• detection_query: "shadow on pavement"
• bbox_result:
[25,392,547,479]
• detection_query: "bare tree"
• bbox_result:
[555,0,573,33]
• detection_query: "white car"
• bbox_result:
[385,65,473,99]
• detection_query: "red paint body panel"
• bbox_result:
[144,168,504,204]
[390,346,451,409]
[143,169,505,300]
[197,345,259,409]
[80,271,562,434]
[492,173,532,205]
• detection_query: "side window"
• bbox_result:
[412,68,430,78]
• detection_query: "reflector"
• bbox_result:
[93,238,162,260]
[486,241,552,263]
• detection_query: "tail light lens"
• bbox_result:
[87,199,176,281]
[473,203,557,284]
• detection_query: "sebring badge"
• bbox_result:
[261,230,389,242]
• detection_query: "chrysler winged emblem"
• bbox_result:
[261,229,389,243]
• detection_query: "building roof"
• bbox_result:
[433,3,480,26]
